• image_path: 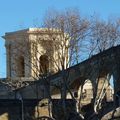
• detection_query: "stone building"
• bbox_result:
[0,28,70,119]
[3,28,69,81]
[0,28,115,120]
[2,28,114,103]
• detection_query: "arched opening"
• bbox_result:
[17,56,25,77]
[97,74,114,102]
[106,75,114,102]
[39,55,49,75]
[81,80,93,104]
[70,79,93,112]
[110,75,114,89]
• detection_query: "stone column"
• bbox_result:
[113,48,120,104]
[89,71,98,103]
[113,69,120,105]
[5,43,11,79]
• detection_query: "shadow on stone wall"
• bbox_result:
[0,99,40,120]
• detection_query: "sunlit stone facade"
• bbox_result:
[3,28,69,81]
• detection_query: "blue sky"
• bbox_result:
[0,0,120,77]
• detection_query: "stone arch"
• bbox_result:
[70,77,94,112]
[68,77,94,104]
[17,56,25,77]
[81,79,94,104]
[90,72,114,108]
[96,72,113,99]
[39,55,49,74]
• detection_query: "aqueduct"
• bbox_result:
[4,44,119,100]
[0,44,119,120]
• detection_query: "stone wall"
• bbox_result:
[0,99,39,120]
